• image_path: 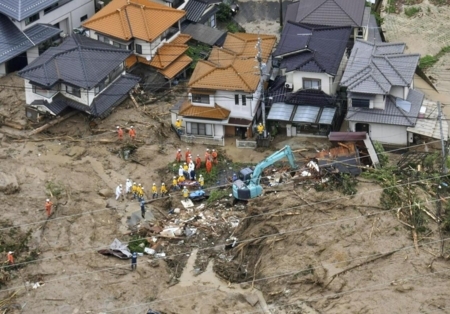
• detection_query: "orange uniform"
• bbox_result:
[212,150,218,165]
[176,150,182,163]
[117,127,124,140]
[195,156,201,169]
[185,149,191,161]
[129,128,136,140]
[205,150,210,162]
[186,155,191,164]
[206,159,212,173]
[45,200,53,217]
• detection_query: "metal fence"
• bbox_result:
[236,138,257,148]
[180,134,225,146]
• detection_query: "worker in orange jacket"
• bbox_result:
[205,149,210,162]
[45,199,53,217]
[7,251,14,264]
[129,126,136,140]
[195,154,201,169]
[206,159,212,173]
[175,149,182,163]
[211,149,218,165]
[185,148,191,161]
[116,126,124,140]
[186,154,192,164]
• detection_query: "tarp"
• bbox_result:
[109,238,132,258]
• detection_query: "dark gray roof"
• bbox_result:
[0,0,59,21]
[268,76,288,104]
[36,74,140,117]
[18,34,132,89]
[286,89,336,107]
[273,22,352,75]
[346,89,424,126]
[341,40,420,94]
[182,22,227,46]
[184,0,210,22]
[285,0,367,28]
[0,14,61,64]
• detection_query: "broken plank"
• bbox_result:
[28,111,78,136]
[2,120,25,130]
[129,92,140,110]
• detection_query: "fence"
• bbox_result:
[236,138,257,148]
[180,134,225,146]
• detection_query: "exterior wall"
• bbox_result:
[60,83,89,105]
[24,80,59,104]
[390,86,407,99]
[372,94,385,110]
[348,121,407,145]
[134,38,153,58]
[213,90,256,120]
[332,53,348,94]
[13,0,95,33]
[0,63,5,77]
[26,46,40,65]
[289,71,333,95]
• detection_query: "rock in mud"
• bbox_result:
[98,188,113,198]
[0,172,19,194]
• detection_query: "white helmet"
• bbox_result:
[116,126,119,129]
[197,154,200,157]
[8,251,13,254]
[173,176,176,179]
[199,174,203,177]
[119,184,122,187]
[153,183,156,185]
[187,148,189,150]
[126,179,130,182]
[46,199,50,202]
[138,183,141,186]
[178,149,181,151]
[162,183,165,185]
[130,126,134,129]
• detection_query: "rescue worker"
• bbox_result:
[175,119,182,134]
[211,149,218,165]
[140,201,146,219]
[129,126,136,140]
[131,252,137,270]
[125,179,132,195]
[115,184,123,201]
[137,184,143,201]
[257,123,264,137]
[189,161,196,180]
[186,154,192,164]
[195,154,201,169]
[152,183,158,199]
[206,158,212,173]
[7,251,14,265]
[182,186,189,201]
[45,199,53,217]
[176,149,182,163]
[116,126,124,140]
[205,149,210,162]
[172,176,179,191]
[160,183,168,197]
[178,165,184,177]
[131,182,138,199]
[183,162,189,178]
[185,148,191,161]
[177,174,185,186]
[198,174,204,189]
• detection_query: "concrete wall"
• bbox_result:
[332,53,348,94]
[390,86,409,99]
[288,71,333,95]
[14,0,95,33]
[349,121,407,145]
[26,46,40,65]
[0,63,5,77]
[372,94,385,109]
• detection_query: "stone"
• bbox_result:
[0,172,19,194]
[98,188,113,198]
[240,282,251,290]
[244,293,259,307]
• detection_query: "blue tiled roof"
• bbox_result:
[0,0,59,21]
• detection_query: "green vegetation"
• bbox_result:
[227,22,245,33]
[45,181,65,199]
[128,234,149,253]
[386,0,398,13]
[186,43,211,69]
[207,189,230,204]
[404,6,421,17]
[373,141,388,167]
[217,3,233,22]
[430,0,450,5]
[419,46,450,69]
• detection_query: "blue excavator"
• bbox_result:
[232,145,297,200]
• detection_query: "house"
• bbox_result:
[0,0,95,76]
[267,22,352,137]
[285,0,370,41]
[182,23,227,46]
[83,0,192,82]
[182,0,220,28]
[340,39,425,146]
[18,34,141,118]
[171,33,277,145]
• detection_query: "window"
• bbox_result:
[25,13,40,26]
[103,36,110,44]
[44,3,59,14]
[32,85,58,98]
[242,95,246,106]
[98,35,104,41]
[113,41,121,48]
[192,94,209,104]
[352,98,370,108]
[235,94,239,105]
[188,122,212,136]
[209,15,216,28]
[135,44,142,54]
[66,85,81,98]
[80,15,88,22]
[303,78,321,90]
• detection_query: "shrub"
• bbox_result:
[404,6,421,17]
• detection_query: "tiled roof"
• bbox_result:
[188,33,277,92]
[0,14,62,64]
[18,35,132,89]
[0,0,59,21]
[273,22,352,75]
[184,0,209,22]
[285,89,336,107]
[150,43,188,69]
[346,89,424,126]
[407,99,449,141]
[341,40,419,94]
[285,0,367,28]
[179,101,230,120]
[83,0,185,42]
[182,22,226,46]
[159,54,192,79]
[171,34,192,44]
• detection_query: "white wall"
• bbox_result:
[373,94,385,110]
[214,90,255,120]
[60,83,89,105]
[289,71,333,95]
[0,63,5,77]
[332,53,348,94]
[26,46,39,65]
[349,121,407,145]
[14,0,95,33]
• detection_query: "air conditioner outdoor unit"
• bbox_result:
[97,1,105,8]
[285,83,293,89]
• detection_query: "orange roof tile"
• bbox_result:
[171,34,191,45]
[188,33,277,92]
[150,43,188,69]
[83,0,185,42]
[179,101,230,120]
[159,54,192,79]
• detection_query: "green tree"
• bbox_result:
[217,3,232,22]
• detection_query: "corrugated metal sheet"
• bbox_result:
[318,107,336,124]
[328,132,367,141]
[267,102,294,121]
[292,106,320,123]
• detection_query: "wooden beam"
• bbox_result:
[28,111,78,136]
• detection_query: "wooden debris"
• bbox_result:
[28,111,78,136]
[129,92,140,110]
[2,120,24,130]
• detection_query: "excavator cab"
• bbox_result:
[238,167,253,183]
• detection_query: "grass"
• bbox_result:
[404,6,421,17]
[128,234,149,253]
[386,0,398,13]
[207,189,230,204]
[419,46,450,69]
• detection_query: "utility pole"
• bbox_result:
[256,36,267,138]
[436,101,446,256]
[279,0,283,26]
[437,101,448,173]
